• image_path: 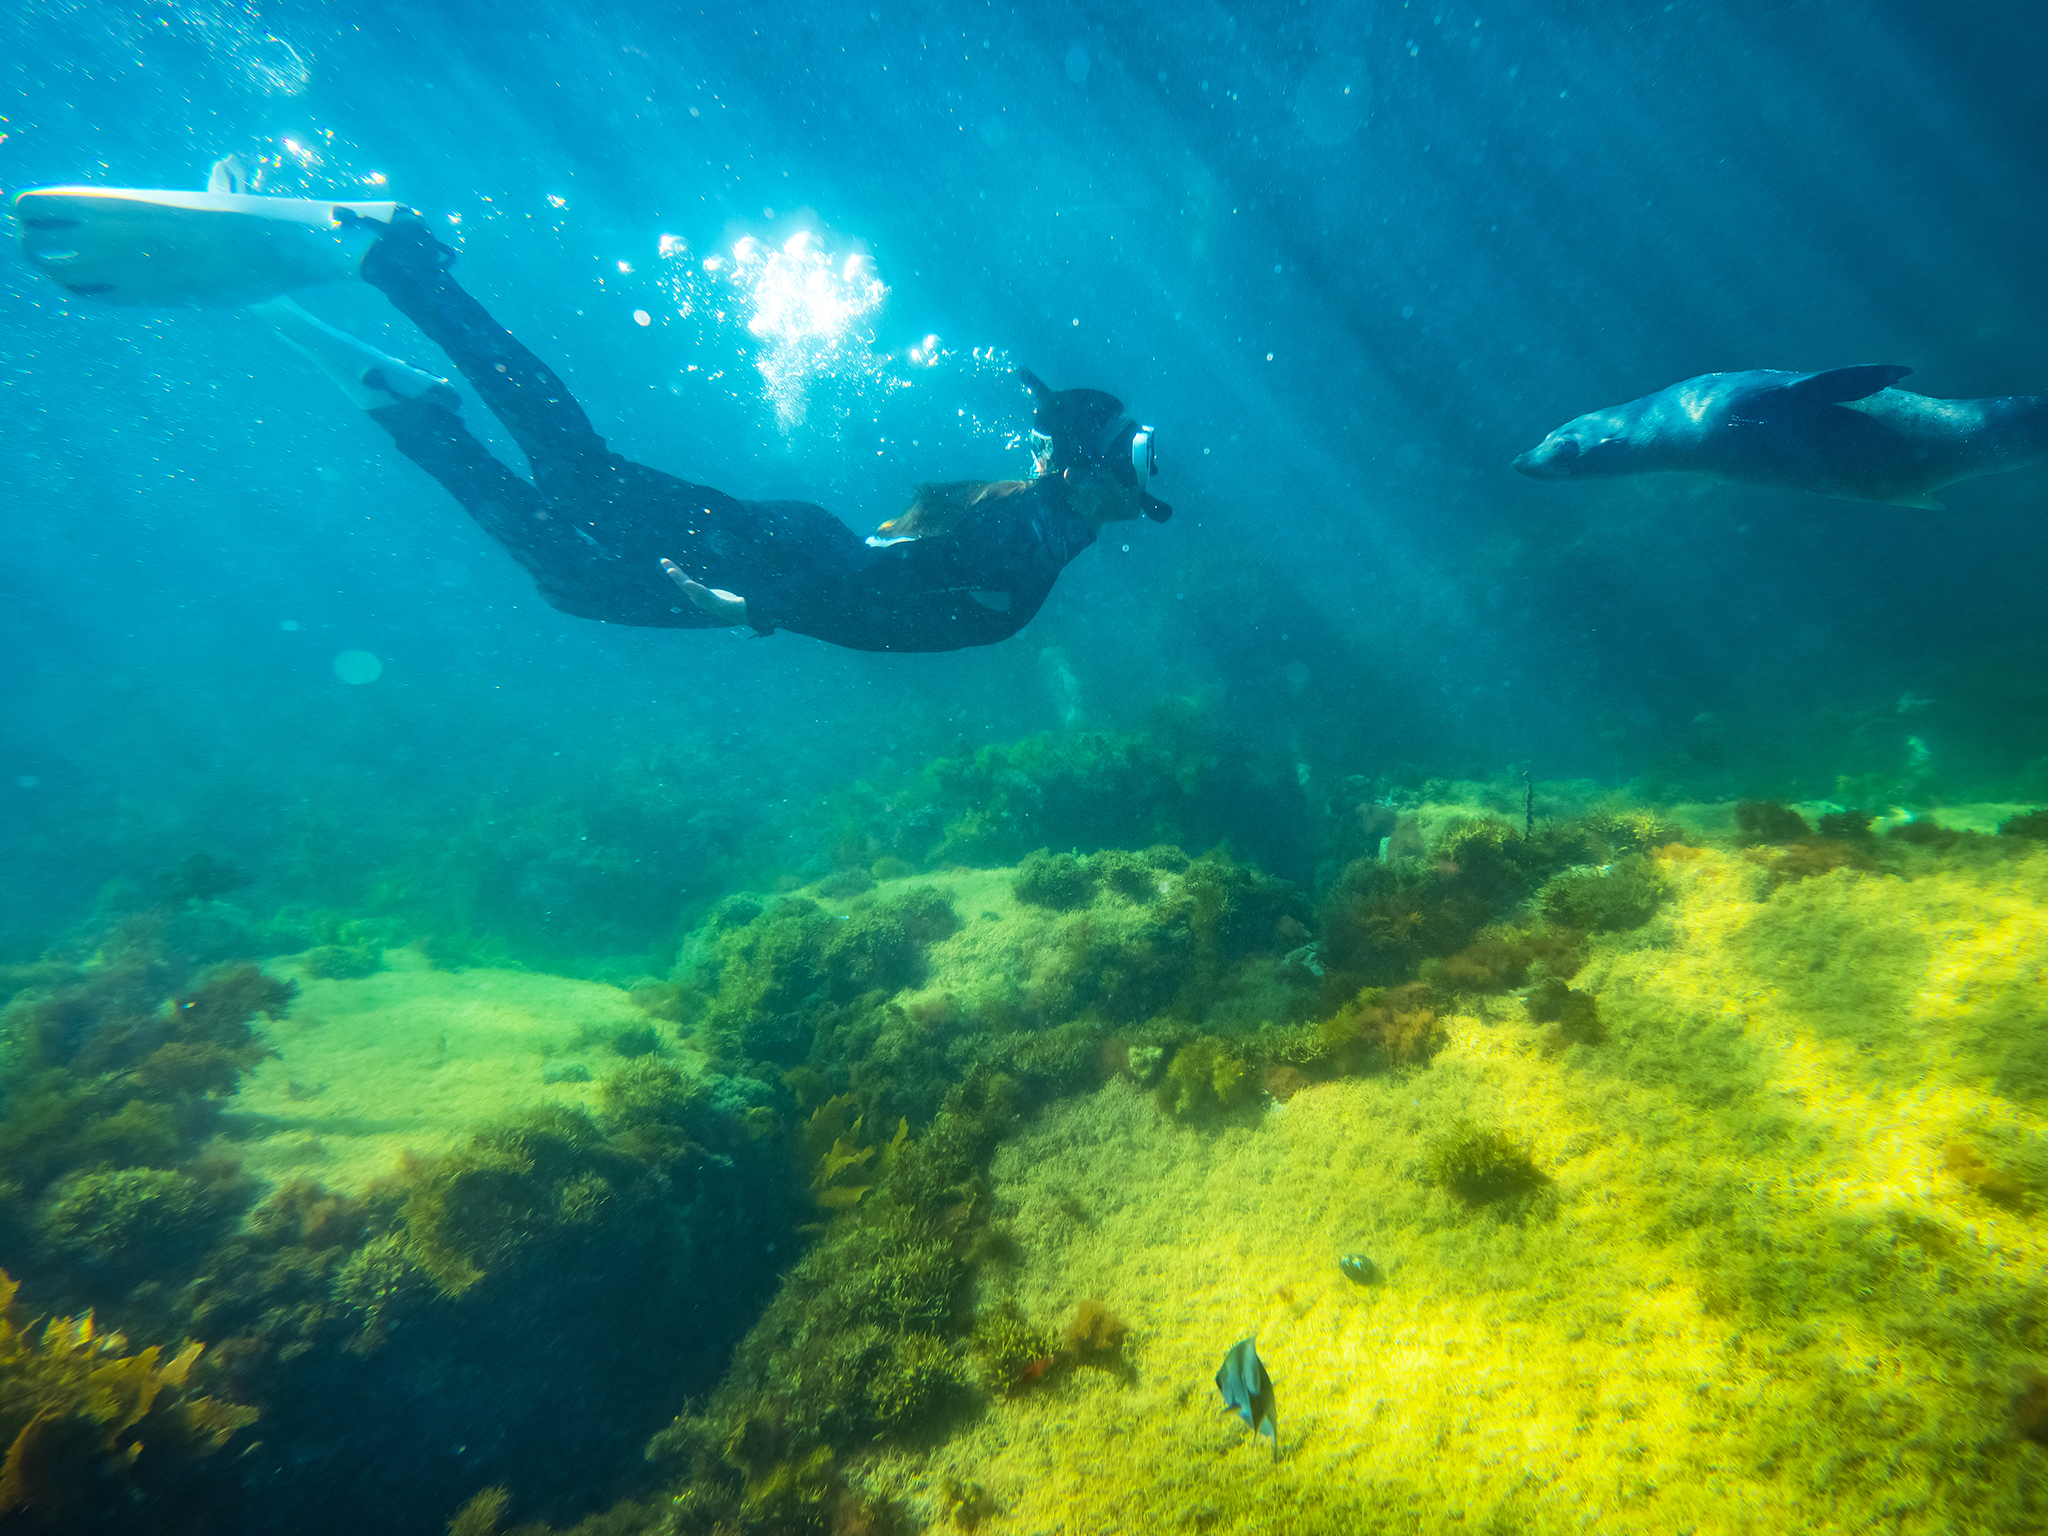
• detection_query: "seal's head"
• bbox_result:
[1512,409,1636,480]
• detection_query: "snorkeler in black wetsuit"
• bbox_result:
[11,173,1169,653]
[363,222,1168,650]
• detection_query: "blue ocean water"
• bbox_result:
[3,3,2047,1531]
[5,0,2044,953]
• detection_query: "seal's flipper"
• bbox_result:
[1775,365,1914,405]
[12,180,403,307]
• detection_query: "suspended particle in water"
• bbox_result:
[332,650,383,685]
[1294,53,1370,145]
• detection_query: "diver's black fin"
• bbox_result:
[1776,364,1912,404]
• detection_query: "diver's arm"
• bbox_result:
[660,559,748,624]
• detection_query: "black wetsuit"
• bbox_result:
[357,225,1101,652]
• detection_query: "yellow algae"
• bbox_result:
[224,950,688,1192]
[846,840,2048,1535]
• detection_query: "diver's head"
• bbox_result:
[1017,366,1170,521]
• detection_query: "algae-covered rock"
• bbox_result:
[328,1231,429,1339]
[886,884,962,944]
[36,1167,223,1277]
[2000,809,2048,841]
[644,1095,1009,1524]
[1538,854,1666,933]
[1093,848,1161,902]
[815,867,876,898]
[865,1329,970,1431]
[1319,811,1684,999]
[823,909,922,998]
[871,723,1313,883]
[299,942,385,980]
[607,1022,660,1058]
[1014,850,1098,910]
[1313,983,1443,1071]
[1735,800,1813,844]
[0,947,294,1285]
[690,886,959,1069]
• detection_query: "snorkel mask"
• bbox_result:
[1017,366,1171,521]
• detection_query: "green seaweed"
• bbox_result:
[1153,1036,1260,1122]
[1526,978,1604,1045]
[34,1168,226,1282]
[644,1089,1010,1531]
[1013,850,1099,910]
[1424,926,1586,994]
[0,945,290,1312]
[1735,801,1813,844]
[1310,983,1444,1073]
[970,1299,1052,1393]
[298,943,384,980]
[1424,1121,1548,1207]
[607,1022,660,1058]
[865,1329,970,1431]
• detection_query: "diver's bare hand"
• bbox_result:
[661,559,748,624]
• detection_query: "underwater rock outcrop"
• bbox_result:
[832,718,1316,887]
[0,928,292,1314]
[1315,811,1673,1000]
[0,892,799,1536]
[14,792,2048,1536]
[182,1054,791,1535]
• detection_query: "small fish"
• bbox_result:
[1338,1252,1379,1285]
[1214,1336,1278,1461]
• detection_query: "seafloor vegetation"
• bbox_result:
[4,733,2048,1535]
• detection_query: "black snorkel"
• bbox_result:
[1017,366,1171,521]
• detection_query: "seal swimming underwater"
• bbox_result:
[1512,365,2048,507]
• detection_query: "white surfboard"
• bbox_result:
[13,161,404,308]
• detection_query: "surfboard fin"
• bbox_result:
[1777,365,1914,404]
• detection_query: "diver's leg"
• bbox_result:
[249,296,458,411]
[248,296,631,609]
[353,219,613,497]
[364,394,675,622]
[327,225,840,627]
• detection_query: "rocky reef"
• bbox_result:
[5,779,2048,1534]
